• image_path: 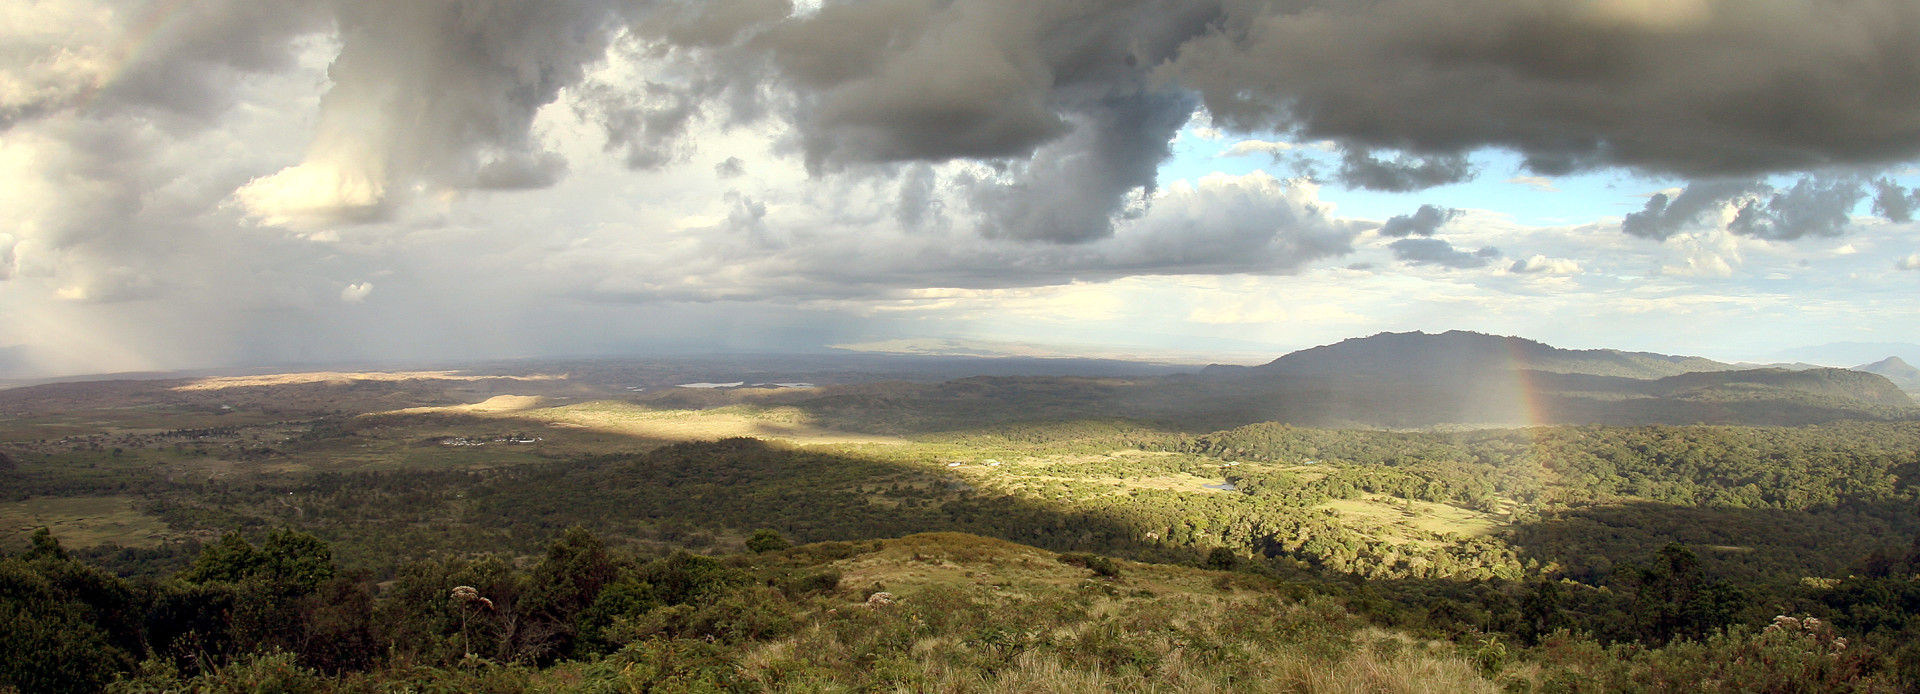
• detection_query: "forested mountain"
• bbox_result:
[1648,367,1915,408]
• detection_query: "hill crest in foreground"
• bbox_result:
[19,528,1899,692]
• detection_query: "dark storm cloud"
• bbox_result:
[967,90,1197,242]
[225,0,661,225]
[1378,205,1461,238]
[1388,238,1499,269]
[894,163,945,233]
[762,1,1218,167]
[757,0,1225,243]
[9,0,1920,308]
[1169,0,1920,181]
[1621,180,1767,241]
[24,0,1917,240]
[577,80,705,170]
[1337,149,1475,192]
[2,0,329,130]
[1621,175,1886,241]
[1873,178,1920,224]
[578,0,790,170]
[572,172,1362,302]
[1727,176,1868,240]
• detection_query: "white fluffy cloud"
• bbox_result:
[340,282,374,303]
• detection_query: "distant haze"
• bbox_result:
[1767,343,1920,368]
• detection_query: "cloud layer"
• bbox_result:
[3,0,1919,376]
[1173,0,1920,179]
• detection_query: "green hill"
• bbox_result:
[1650,367,1917,408]
[1857,356,1920,394]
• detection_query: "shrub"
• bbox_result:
[746,529,791,554]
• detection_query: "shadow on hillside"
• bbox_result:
[1499,500,1920,584]
[45,404,1920,606]
[767,374,1917,436]
[140,431,1192,573]
[462,437,1171,557]
[770,375,1542,435]
[267,429,1917,583]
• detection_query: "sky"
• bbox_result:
[3,0,1920,378]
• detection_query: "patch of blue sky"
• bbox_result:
[1159,123,1920,229]
[1159,129,1669,228]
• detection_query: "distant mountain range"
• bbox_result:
[1768,341,1920,368]
[1246,330,1739,380]
[3,330,1913,431]
[1189,331,1916,428]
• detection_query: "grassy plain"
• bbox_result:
[1324,494,1505,539]
[0,495,175,548]
[512,400,911,445]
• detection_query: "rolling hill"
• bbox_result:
[1857,356,1920,394]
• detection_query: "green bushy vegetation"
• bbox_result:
[14,528,1914,693]
[8,385,1920,691]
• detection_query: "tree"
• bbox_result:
[1520,579,1565,643]
[179,531,263,585]
[0,555,138,693]
[524,527,620,659]
[746,529,790,554]
[1628,543,1743,644]
[259,528,335,593]
[22,527,67,562]
[1205,547,1238,571]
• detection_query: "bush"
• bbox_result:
[1058,553,1120,578]
[746,529,791,554]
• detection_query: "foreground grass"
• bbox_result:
[104,533,1503,694]
[77,531,1901,693]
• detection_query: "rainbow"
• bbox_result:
[1496,334,1571,492]
[1501,334,1553,429]
[70,0,201,113]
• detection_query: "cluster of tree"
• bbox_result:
[1,525,847,693]
[11,526,1920,693]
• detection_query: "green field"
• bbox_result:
[0,495,176,549]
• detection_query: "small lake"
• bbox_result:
[1204,482,1238,491]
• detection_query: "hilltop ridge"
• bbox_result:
[1251,330,1739,381]
[1856,356,1920,394]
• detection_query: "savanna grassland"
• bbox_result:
[4,366,1920,692]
